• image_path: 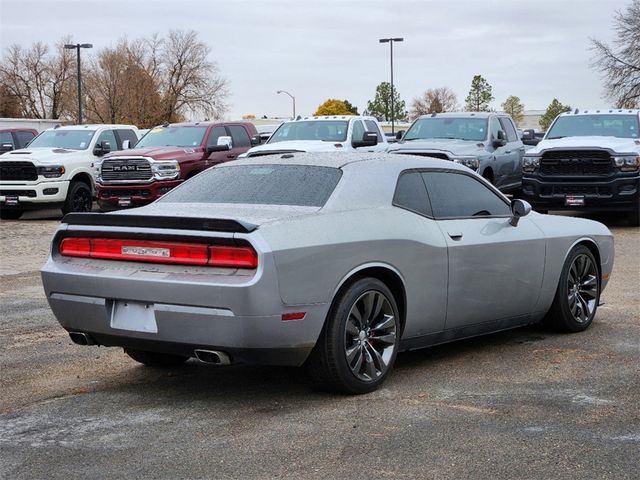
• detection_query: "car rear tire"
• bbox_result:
[0,209,23,220]
[62,181,92,214]
[124,348,189,367]
[544,245,600,333]
[307,277,400,394]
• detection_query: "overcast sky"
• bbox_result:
[0,0,629,119]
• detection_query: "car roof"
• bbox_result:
[284,116,378,122]
[416,112,496,119]
[46,124,138,131]
[230,151,470,171]
[558,109,640,117]
[164,121,251,128]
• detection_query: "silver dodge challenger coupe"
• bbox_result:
[41,153,614,394]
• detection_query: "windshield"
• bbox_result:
[403,118,488,142]
[268,121,349,143]
[160,164,342,207]
[28,130,96,150]
[136,126,208,148]
[547,115,640,139]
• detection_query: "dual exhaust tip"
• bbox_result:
[68,332,231,365]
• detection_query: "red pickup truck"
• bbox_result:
[96,121,258,210]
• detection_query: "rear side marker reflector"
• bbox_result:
[281,312,306,321]
[60,237,258,268]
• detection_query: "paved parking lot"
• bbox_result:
[0,209,638,479]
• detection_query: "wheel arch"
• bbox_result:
[330,263,407,334]
[481,166,494,182]
[70,171,95,193]
[565,237,602,283]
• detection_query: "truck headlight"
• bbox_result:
[613,155,640,172]
[37,165,65,178]
[151,160,180,179]
[452,157,479,170]
[523,155,541,173]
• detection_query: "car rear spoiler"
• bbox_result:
[62,213,259,234]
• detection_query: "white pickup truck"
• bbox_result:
[241,116,388,157]
[0,124,139,219]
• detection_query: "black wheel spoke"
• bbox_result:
[566,253,599,325]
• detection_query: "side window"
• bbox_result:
[0,132,14,147]
[16,131,35,147]
[227,125,251,148]
[393,171,432,217]
[499,117,518,142]
[489,117,503,140]
[351,120,365,145]
[95,129,118,150]
[364,120,383,139]
[116,129,139,148]
[207,126,228,147]
[422,171,511,218]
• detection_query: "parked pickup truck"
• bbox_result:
[0,128,38,153]
[0,124,139,220]
[521,109,640,226]
[241,116,388,157]
[388,112,525,193]
[96,121,258,210]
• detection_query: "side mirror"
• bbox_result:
[521,129,534,141]
[207,135,232,153]
[122,139,131,150]
[509,199,532,227]
[396,130,405,140]
[93,140,111,156]
[492,130,507,148]
[250,134,261,146]
[352,131,378,148]
[0,143,14,153]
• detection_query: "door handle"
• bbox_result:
[505,150,512,154]
[226,154,236,159]
[448,232,463,240]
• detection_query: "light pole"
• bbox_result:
[378,37,403,134]
[277,90,296,119]
[64,43,93,124]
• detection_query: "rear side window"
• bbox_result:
[228,125,251,148]
[499,117,518,142]
[160,164,342,207]
[422,171,511,218]
[393,171,432,216]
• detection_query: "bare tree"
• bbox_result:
[591,0,640,108]
[159,30,229,121]
[410,87,459,119]
[0,39,74,119]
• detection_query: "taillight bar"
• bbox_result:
[59,237,258,269]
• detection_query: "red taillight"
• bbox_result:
[59,237,258,269]
[281,312,306,321]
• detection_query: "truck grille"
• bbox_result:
[0,161,38,181]
[540,150,614,176]
[101,158,152,182]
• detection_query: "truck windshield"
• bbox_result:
[403,118,488,142]
[136,126,208,148]
[269,121,349,143]
[159,164,342,207]
[27,130,96,150]
[547,115,640,139]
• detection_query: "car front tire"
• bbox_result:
[63,181,92,214]
[544,245,600,332]
[124,348,189,367]
[307,277,400,394]
[0,209,23,220]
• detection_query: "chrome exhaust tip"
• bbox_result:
[69,331,95,346]
[194,349,231,365]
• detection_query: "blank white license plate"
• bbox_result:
[111,301,157,333]
[118,198,132,207]
[565,195,585,206]
[5,196,18,205]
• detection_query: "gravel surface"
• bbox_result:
[0,208,638,479]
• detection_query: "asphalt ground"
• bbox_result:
[0,208,638,479]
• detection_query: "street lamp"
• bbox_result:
[379,37,403,134]
[64,43,93,124]
[277,90,296,119]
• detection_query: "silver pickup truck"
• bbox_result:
[388,112,525,193]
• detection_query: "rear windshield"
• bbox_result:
[159,164,342,207]
[546,114,639,139]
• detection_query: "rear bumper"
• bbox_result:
[41,256,329,367]
[96,179,182,210]
[521,174,639,212]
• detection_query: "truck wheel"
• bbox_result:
[543,245,600,333]
[306,278,400,394]
[124,348,189,367]
[63,181,92,214]
[0,209,23,220]
[629,206,639,227]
